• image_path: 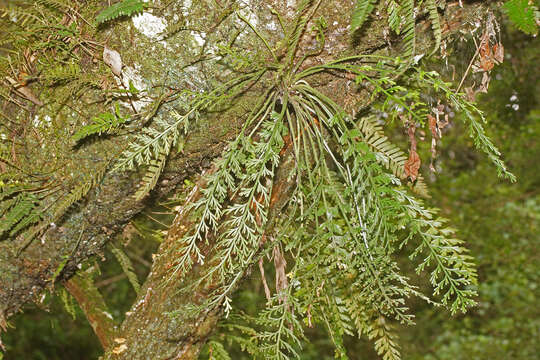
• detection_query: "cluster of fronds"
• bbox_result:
[0,0,513,358]
[86,2,518,359]
[0,162,109,256]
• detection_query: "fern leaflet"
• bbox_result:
[95,0,145,25]
[111,246,141,294]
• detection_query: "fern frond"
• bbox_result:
[72,105,129,142]
[43,62,81,85]
[368,316,401,360]
[503,0,539,35]
[400,0,416,58]
[256,295,304,360]
[387,0,402,34]
[207,340,232,360]
[134,146,169,201]
[398,190,478,313]
[19,163,109,248]
[111,246,141,294]
[426,0,442,54]
[0,6,44,27]
[286,0,319,67]
[59,288,77,319]
[114,112,187,171]
[417,70,515,181]
[34,0,71,11]
[95,0,145,25]
[351,0,379,34]
[0,193,39,238]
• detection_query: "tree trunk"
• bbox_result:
[0,1,491,358]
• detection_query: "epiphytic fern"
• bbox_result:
[95,0,145,25]
[87,3,513,359]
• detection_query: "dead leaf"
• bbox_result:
[404,124,421,181]
[479,37,492,60]
[479,57,494,71]
[5,76,43,106]
[103,47,123,77]
[479,72,491,93]
[273,245,288,304]
[114,337,126,344]
[404,149,421,181]
[493,43,504,64]
[428,114,438,139]
[465,86,477,102]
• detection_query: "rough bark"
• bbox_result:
[0,1,491,358]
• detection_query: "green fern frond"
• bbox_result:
[59,288,77,319]
[134,147,169,201]
[95,0,145,25]
[43,62,81,85]
[111,246,141,294]
[426,0,442,53]
[398,190,478,313]
[0,6,44,27]
[207,340,232,360]
[400,0,416,58]
[351,0,379,34]
[256,295,304,360]
[34,0,71,11]
[114,110,191,171]
[286,0,320,67]
[503,0,539,35]
[386,0,402,34]
[19,163,109,249]
[0,193,39,238]
[72,104,130,142]
[417,70,515,181]
[368,316,401,360]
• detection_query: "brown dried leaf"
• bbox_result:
[493,43,504,64]
[405,124,421,181]
[480,58,494,71]
[428,114,438,139]
[5,76,43,106]
[273,246,288,303]
[479,72,491,93]
[404,149,421,181]
[465,86,477,102]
